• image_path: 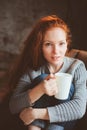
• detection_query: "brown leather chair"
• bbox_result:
[66,49,87,69]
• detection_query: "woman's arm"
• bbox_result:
[9,77,45,114]
[9,73,58,114]
[9,73,45,114]
[20,61,87,125]
[47,61,87,123]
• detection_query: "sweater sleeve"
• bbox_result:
[9,74,32,114]
[47,61,87,123]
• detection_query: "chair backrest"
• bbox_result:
[66,49,87,69]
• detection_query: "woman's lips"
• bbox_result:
[52,56,61,61]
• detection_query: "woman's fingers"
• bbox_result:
[43,78,58,96]
[45,73,55,80]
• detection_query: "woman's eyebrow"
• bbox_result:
[43,40,66,43]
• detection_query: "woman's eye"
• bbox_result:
[59,42,65,46]
[44,42,52,46]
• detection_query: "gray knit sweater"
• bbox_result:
[9,56,87,123]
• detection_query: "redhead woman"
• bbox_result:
[9,15,87,130]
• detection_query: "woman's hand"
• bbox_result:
[42,74,58,96]
[28,74,58,105]
[19,107,36,125]
[20,107,49,125]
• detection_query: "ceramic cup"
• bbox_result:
[55,73,72,100]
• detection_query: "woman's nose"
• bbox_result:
[53,45,59,54]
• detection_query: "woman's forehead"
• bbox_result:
[43,27,66,41]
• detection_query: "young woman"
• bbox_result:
[9,15,87,130]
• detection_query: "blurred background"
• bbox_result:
[0,0,87,53]
[0,0,87,91]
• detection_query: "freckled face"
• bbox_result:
[42,27,67,67]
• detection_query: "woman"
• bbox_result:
[9,15,87,130]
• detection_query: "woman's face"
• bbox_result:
[42,27,67,67]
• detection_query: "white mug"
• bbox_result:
[55,73,72,100]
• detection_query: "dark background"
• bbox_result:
[0,0,87,54]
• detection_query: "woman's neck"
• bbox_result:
[48,62,64,74]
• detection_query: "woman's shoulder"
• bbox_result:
[64,56,84,66]
[64,56,86,74]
